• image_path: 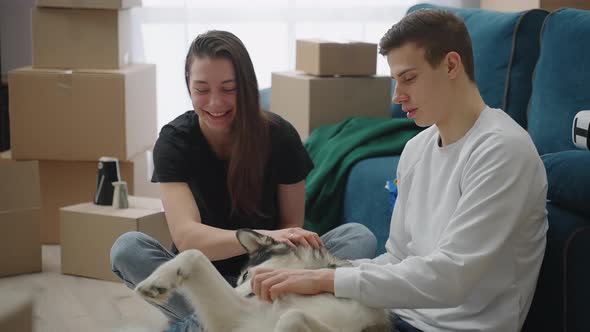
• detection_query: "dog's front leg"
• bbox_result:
[274,309,339,332]
[136,249,248,332]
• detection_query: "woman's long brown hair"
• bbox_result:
[184,30,271,217]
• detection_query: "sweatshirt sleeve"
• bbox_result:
[334,135,544,308]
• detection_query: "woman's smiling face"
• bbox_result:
[188,56,238,134]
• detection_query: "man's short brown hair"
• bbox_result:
[379,9,475,82]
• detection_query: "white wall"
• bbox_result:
[0,0,35,82]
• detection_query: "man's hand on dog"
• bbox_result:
[251,268,335,301]
[257,228,323,249]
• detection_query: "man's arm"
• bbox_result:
[253,267,335,302]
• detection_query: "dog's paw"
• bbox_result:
[174,249,208,271]
[135,279,174,304]
[135,268,182,304]
[135,250,205,304]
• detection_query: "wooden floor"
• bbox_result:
[0,245,169,332]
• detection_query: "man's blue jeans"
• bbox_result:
[110,223,377,331]
[392,315,424,332]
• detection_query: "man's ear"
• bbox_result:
[236,229,276,254]
[445,51,462,79]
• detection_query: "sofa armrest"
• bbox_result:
[523,203,590,332]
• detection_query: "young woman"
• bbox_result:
[110,30,376,331]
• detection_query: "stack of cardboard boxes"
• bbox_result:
[271,39,392,141]
[0,160,42,278]
[2,0,170,283]
[7,0,160,247]
[0,157,39,330]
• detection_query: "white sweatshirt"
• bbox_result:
[335,107,548,332]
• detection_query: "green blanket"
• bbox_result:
[304,117,422,235]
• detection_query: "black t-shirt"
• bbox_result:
[152,110,314,279]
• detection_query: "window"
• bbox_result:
[133,0,466,127]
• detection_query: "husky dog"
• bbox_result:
[135,229,392,332]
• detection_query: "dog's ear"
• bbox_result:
[236,229,276,254]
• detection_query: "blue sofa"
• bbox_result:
[261,4,590,331]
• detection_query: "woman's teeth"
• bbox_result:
[209,111,228,117]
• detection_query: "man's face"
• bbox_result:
[387,43,451,127]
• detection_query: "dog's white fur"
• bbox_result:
[135,230,391,332]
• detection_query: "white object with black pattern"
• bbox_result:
[573,110,590,150]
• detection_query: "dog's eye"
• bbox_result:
[242,271,249,281]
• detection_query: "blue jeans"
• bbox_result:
[110,223,377,332]
[392,315,423,332]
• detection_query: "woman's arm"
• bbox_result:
[276,180,306,228]
[256,180,322,248]
[159,182,246,261]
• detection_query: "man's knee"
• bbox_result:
[342,223,377,256]
[110,231,151,270]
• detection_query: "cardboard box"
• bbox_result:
[296,39,377,77]
[32,7,131,69]
[0,160,40,212]
[9,64,157,161]
[541,0,590,11]
[0,209,42,277]
[37,0,142,9]
[37,160,134,244]
[481,0,590,12]
[270,71,391,140]
[35,151,155,244]
[60,196,172,282]
[0,160,42,277]
[0,291,33,332]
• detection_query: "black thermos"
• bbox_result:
[94,157,121,205]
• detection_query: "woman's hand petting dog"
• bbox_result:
[251,267,335,301]
[256,228,323,249]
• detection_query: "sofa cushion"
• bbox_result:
[259,87,271,112]
[528,9,590,155]
[390,4,547,128]
[343,156,400,255]
[541,150,590,219]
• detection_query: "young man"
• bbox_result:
[251,9,548,332]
